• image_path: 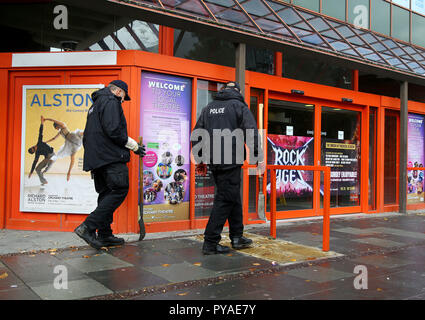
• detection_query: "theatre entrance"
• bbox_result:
[248,91,365,221]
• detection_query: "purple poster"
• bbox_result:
[140,71,192,222]
[407,113,425,204]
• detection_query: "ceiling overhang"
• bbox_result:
[85,0,425,87]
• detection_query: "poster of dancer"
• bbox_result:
[140,72,192,222]
[20,85,104,214]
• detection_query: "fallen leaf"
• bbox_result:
[252,263,261,266]
[307,257,316,261]
[377,288,383,292]
[49,248,57,252]
[290,259,297,262]
[83,255,91,259]
[0,272,8,279]
[177,292,188,296]
[162,264,170,267]
[193,263,202,267]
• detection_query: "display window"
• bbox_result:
[266,100,315,212]
[193,79,225,218]
[320,107,361,207]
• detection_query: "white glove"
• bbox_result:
[125,137,139,151]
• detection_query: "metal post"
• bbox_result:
[235,42,246,96]
[323,167,331,252]
[235,42,246,211]
[399,81,408,213]
[270,169,277,239]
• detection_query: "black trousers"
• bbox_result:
[84,162,129,237]
[204,166,243,247]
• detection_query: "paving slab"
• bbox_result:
[351,237,406,248]
[0,212,424,300]
[30,278,113,300]
[61,252,134,273]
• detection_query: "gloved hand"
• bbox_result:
[134,144,146,157]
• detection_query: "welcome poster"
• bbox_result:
[140,72,192,222]
[20,85,103,214]
[407,113,425,204]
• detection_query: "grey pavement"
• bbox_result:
[0,212,424,302]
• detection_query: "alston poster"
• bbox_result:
[20,85,104,214]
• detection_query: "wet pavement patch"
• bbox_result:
[191,232,342,266]
[30,278,113,300]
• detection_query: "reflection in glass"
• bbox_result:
[282,51,353,89]
[266,100,315,212]
[321,107,361,207]
[369,107,377,209]
[194,80,224,218]
[392,5,410,42]
[371,0,390,36]
[384,111,398,204]
[412,14,425,48]
[293,0,320,12]
[321,0,346,21]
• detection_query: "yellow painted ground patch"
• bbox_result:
[192,232,341,265]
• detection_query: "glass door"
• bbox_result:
[320,107,362,208]
[266,98,315,214]
[384,110,399,205]
[265,93,365,219]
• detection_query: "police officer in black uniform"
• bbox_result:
[74,80,145,249]
[192,81,263,255]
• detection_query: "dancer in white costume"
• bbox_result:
[43,117,84,181]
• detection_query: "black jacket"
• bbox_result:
[30,124,54,175]
[192,88,263,170]
[83,87,130,171]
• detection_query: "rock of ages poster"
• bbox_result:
[266,135,314,199]
[407,113,425,204]
[140,72,192,222]
[20,85,103,214]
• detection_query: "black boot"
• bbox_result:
[74,223,103,250]
[202,243,231,255]
[231,236,253,249]
[97,234,125,247]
